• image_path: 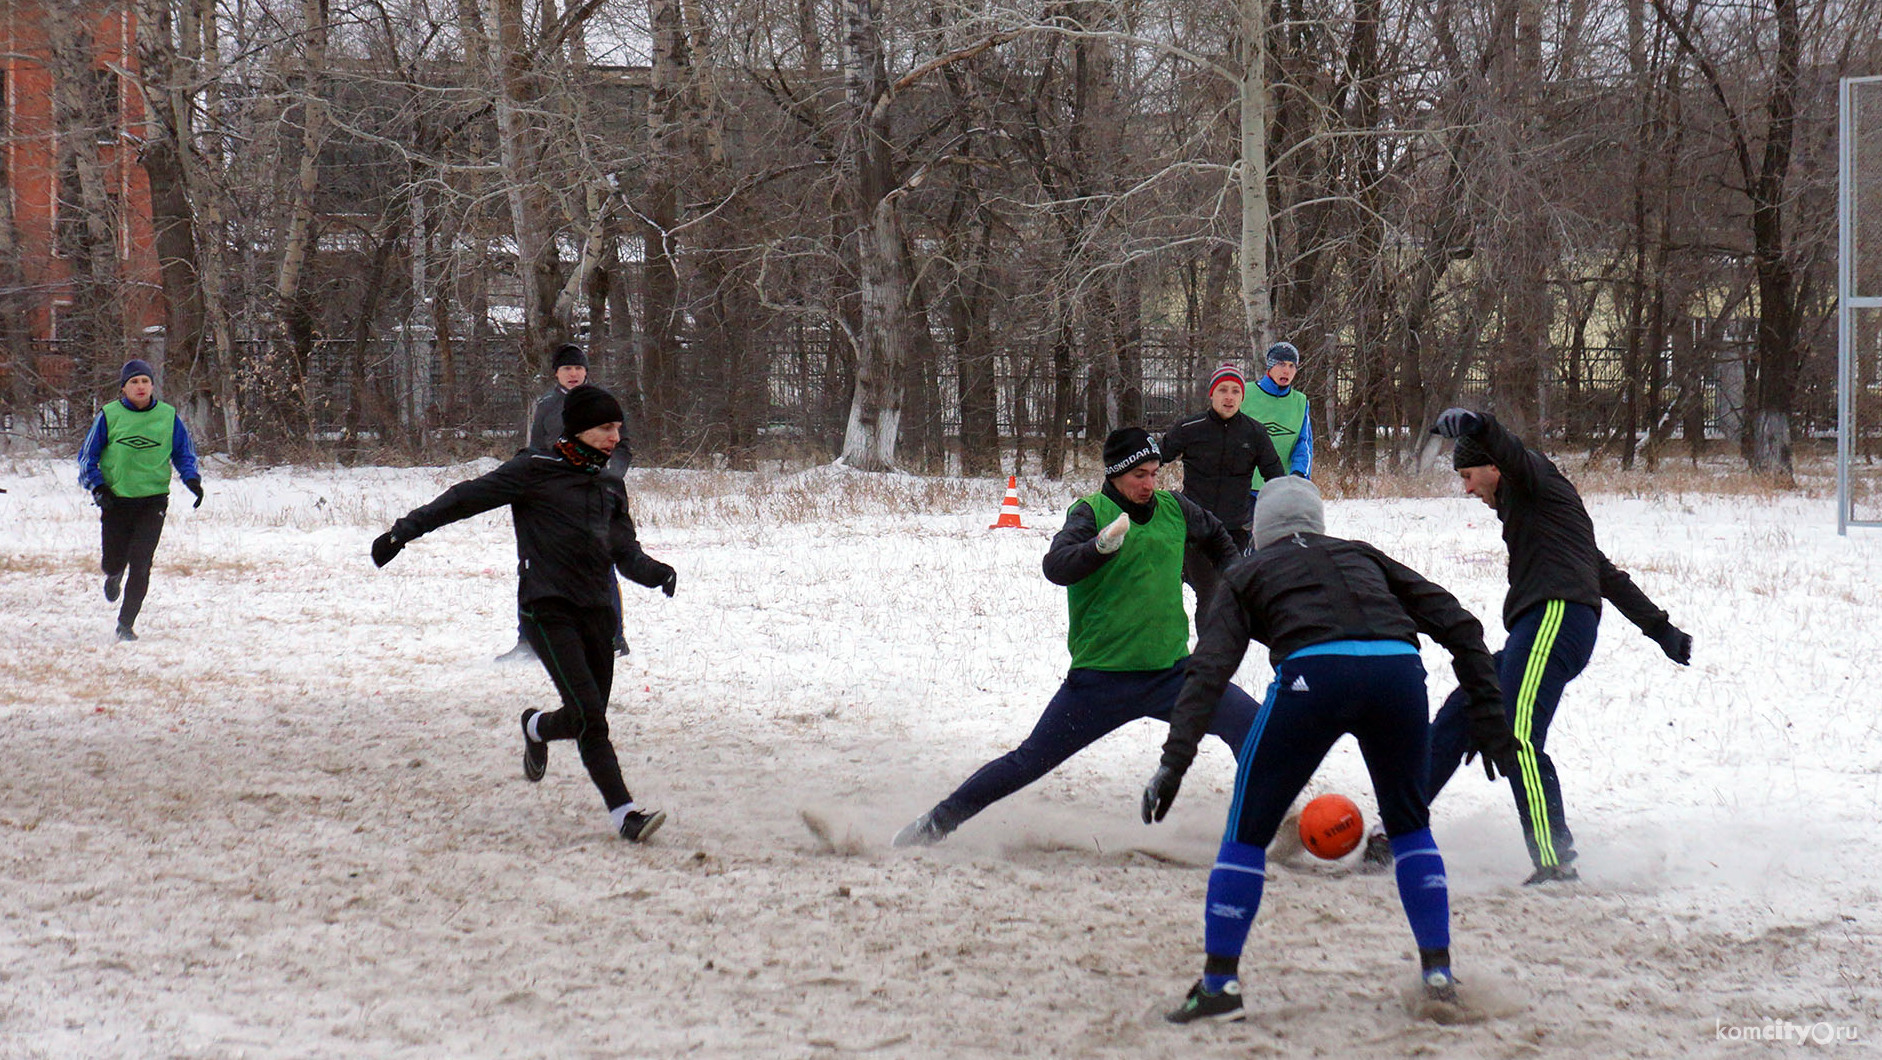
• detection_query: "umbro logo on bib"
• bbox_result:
[1265,423,1290,436]
[119,436,161,450]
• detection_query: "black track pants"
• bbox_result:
[100,496,167,629]
[521,599,633,810]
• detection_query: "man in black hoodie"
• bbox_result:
[1144,475,1516,1024]
[1160,363,1286,614]
[498,343,635,662]
[372,385,676,842]
[1417,408,1692,885]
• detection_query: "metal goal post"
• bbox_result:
[1841,76,1882,534]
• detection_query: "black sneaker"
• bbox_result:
[619,808,667,842]
[1422,968,1460,1005]
[612,634,630,657]
[891,811,950,848]
[1358,831,1393,875]
[104,572,122,602]
[1165,980,1245,1024]
[495,641,535,664]
[1522,864,1580,886]
[520,710,547,782]
[115,624,137,642]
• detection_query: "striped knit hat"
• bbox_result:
[1207,364,1245,395]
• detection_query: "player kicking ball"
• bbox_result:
[371,385,676,842]
[1142,476,1518,1023]
[892,428,1264,847]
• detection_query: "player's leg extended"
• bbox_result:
[1139,663,1258,759]
[1506,602,1599,872]
[927,668,1147,832]
[1349,654,1453,984]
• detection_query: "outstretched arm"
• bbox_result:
[389,459,530,544]
[1599,551,1689,663]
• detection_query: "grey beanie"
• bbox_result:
[1252,475,1326,550]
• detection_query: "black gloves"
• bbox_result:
[185,478,205,509]
[657,565,677,598]
[371,531,404,568]
[1430,407,1484,439]
[92,486,114,510]
[1141,764,1184,824]
[1289,470,1309,478]
[1650,622,1692,665]
[1464,710,1522,781]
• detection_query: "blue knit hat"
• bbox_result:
[1264,342,1300,367]
[120,359,155,386]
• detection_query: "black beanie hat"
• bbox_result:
[561,385,623,438]
[1451,435,1493,470]
[552,343,588,370]
[1102,427,1161,477]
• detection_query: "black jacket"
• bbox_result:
[1470,415,1669,634]
[1160,532,1501,774]
[1043,482,1240,586]
[528,386,633,473]
[390,450,671,610]
[1160,409,1286,532]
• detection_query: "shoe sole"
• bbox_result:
[624,809,667,843]
[1166,1007,1246,1025]
[522,712,547,782]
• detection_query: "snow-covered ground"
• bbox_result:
[1,453,1877,1058]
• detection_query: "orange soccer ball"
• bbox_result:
[1298,794,1364,859]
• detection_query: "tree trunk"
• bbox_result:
[1238,0,1272,351]
[835,0,911,471]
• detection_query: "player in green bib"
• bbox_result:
[894,428,1264,846]
[1241,341,1313,500]
[77,359,204,641]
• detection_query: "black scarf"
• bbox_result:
[1101,480,1157,524]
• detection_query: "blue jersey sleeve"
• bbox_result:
[1291,406,1313,477]
[171,414,201,482]
[77,412,110,491]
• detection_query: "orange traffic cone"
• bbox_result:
[989,475,1027,529]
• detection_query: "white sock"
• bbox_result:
[526,712,545,743]
[609,803,640,831]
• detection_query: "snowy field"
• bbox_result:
[1,452,1878,1058]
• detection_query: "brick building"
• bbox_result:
[1,0,164,404]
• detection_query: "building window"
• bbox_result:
[88,68,119,144]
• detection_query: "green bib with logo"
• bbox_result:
[1240,385,1308,490]
[101,400,178,498]
[1065,490,1190,671]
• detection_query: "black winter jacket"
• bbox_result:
[1469,415,1669,634]
[1160,532,1501,773]
[1042,482,1240,587]
[528,386,633,473]
[1160,409,1286,532]
[390,449,671,610]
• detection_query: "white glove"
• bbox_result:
[1094,512,1131,554]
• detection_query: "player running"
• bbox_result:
[1142,475,1516,1023]
[371,385,676,842]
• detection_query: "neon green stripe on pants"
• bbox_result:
[1513,600,1565,866]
